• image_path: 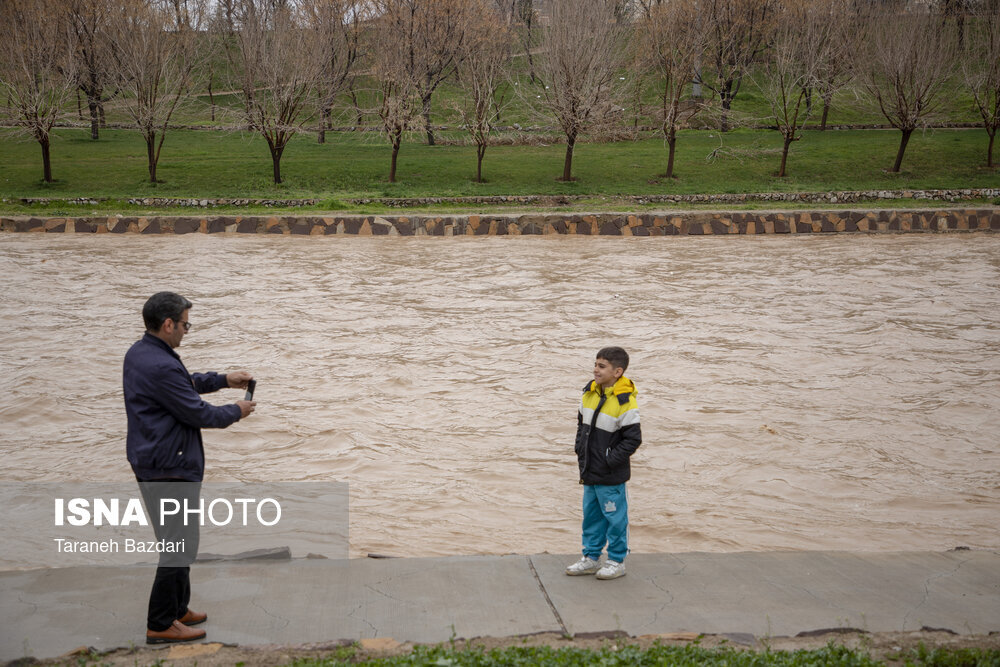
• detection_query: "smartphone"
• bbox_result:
[245,379,256,401]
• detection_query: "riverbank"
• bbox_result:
[3,207,999,236]
[3,550,998,663]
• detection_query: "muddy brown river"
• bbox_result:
[1,233,998,560]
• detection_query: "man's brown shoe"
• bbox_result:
[146,620,206,645]
[178,609,207,626]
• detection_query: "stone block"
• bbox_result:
[107,218,128,233]
[237,217,260,233]
[341,217,361,234]
[372,216,395,236]
[173,217,201,234]
[599,220,620,235]
[207,217,228,234]
[289,219,313,235]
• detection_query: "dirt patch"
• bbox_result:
[40,629,1000,667]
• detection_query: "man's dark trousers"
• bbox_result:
[138,481,201,631]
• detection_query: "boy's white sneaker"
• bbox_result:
[565,556,601,576]
[596,560,626,580]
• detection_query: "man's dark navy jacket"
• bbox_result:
[124,333,242,481]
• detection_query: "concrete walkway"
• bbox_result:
[2,550,999,661]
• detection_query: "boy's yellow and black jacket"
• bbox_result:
[575,377,641,485]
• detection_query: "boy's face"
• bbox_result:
[594,357,624,388]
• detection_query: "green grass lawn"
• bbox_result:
[280,642,999,667]
[1,125,996,211]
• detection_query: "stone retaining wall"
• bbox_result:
[3,209,998,236]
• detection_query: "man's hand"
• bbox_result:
[226,371,253,390]
[236,400,256,418]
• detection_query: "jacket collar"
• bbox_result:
[142,332,181,360]
[587,376,635,397]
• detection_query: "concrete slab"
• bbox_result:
[0,555,560,661]
[532,551,1000,638]
[2,551,999,662]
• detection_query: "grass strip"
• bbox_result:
[282,641,1000,666]
[1,128,997,215]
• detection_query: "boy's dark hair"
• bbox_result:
[143,292,193,332]
[597,346,629,372]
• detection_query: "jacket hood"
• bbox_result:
[588,376,636,397]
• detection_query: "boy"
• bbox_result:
[566,346,641,580]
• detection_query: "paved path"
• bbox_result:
[2,550,999,661]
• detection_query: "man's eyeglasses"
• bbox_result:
[174,319,191,332]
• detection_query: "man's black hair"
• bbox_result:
[597,346,629,372]
[143,292,192,332]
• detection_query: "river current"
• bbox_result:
[1,233,998,560]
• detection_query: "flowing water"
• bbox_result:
[1,233,999,561]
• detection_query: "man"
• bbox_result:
[123,292,256,644]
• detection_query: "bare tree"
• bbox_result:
[369,0,422,182]
[534,0,629,181]
[0,0,77,183]
[637,0,707,179]
[374,0,475,146]
[962,2,1000,167]
[753,0,843,177]
[105,0,204,184]
[856,2,958,173]
[454,1,512,182]
[937,0,970,48]
[219,0,324,184]
[812,0,857,130]
[68,0,115,140]
[306,0,362,144]
[495,0,537,84]
[696,0,776,132]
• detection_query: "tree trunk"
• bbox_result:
[389,131,401,183]
[665,131,677,179]
[208,73,216,122]
[77,89,83,120]
[890,128,914,173]
[422,93,435,146]
[476,143,486,182]
[88,98,100,140]
[820,100,831,131]
[778,135,793,177]
[39,135,53,183]
[146,133,158,183]
[350,85,363,126]
[988,128,995,168]
[318,107,330,144]
[560,134,576,181]
[720,86,733,133]
[270,142,285,184]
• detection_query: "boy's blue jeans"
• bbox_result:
[581,483,629,563]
